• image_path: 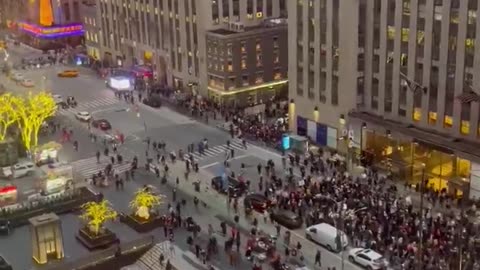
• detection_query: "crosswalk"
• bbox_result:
[70,156,131,179]
[57,97,122,116]
[188,138,246,162]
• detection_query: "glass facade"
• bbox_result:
[364,130,471,197]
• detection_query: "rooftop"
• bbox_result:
[208,18,288,37]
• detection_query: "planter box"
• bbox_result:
[0,187,101,228]
[119,212,165,233]
[76,228,119,250]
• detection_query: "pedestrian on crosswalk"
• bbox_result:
[110,156,115,164]
[96,151,101,163]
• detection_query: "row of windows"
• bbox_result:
[99,0,199,76]
[412,108,480,137]
[211,0,287,24]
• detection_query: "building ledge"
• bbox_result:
[208,79,288,96]
[349,110,480,162]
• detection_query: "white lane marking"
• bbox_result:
[199,154,250,169]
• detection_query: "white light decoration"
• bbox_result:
[108,76,132,91]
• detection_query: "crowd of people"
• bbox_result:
[249,148,480,270]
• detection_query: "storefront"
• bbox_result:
[296,116,338,151]
[350,111,474,198]
[208,80,288,108]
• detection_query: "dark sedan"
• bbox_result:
[211,175,246,197]
[92,119,112,131]
[270,210,303,229]
[244,193,273,213]
[143,97,162,108]
[0,220,10,235]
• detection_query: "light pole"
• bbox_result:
[335,203,347,270]
[417,163,426,270]
[41,75,46,91]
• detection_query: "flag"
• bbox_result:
[457,90,480,104]
[402,75,427,95]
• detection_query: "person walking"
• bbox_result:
[315,250,322,266]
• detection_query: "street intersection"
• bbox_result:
[0,45,364,270]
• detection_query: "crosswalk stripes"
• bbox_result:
[56,97,121,116]
[70,156,131,179]
[188,138,245,161]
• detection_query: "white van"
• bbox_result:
[305,223,348,253]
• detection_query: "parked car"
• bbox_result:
[305,223,348,252]
[142,97,161,108]
[10,72,24,82]
[348,248,388,270]
[270,209,303,229]
[56,101,69,109]
[92,119,112,131]
[58,70,78,77]
[244,193,273,213]
[0,220,11,235]
[211,175,246,197]
[1,161,35,179]
[75,111,91,121]
[20,79,34,87]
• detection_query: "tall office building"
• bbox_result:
[96,0,287,93]
[289,0,480,199]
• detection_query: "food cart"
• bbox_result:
[34,142,62,166]
[37,162,74,195]
[0,185,17,207]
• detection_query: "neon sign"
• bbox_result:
[17,22,84,38]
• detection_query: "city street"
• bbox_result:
[0,46,365,270]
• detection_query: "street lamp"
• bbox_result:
[313,106,319,122]
[359,122,366,165]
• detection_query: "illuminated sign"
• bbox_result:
[17,22,84,38]
[109,76,133,91]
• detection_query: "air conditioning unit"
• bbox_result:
[228,22,245,32]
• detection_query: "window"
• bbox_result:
[242,75,249,86]
[256,40,261,51]
[256,0,263,18]
[241,58,247,69]
[241,42,246,53]
[211,0,219,24]
[274,71,282,80]
[255,74,264,84]
[266,0,273,17]
[256,54,262,67]
[227,61,233,71]
[247,0,253,18]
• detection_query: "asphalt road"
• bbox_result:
[0,46,365,270]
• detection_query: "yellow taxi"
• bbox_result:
[57,70,79,78]
[0,40,7,49]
